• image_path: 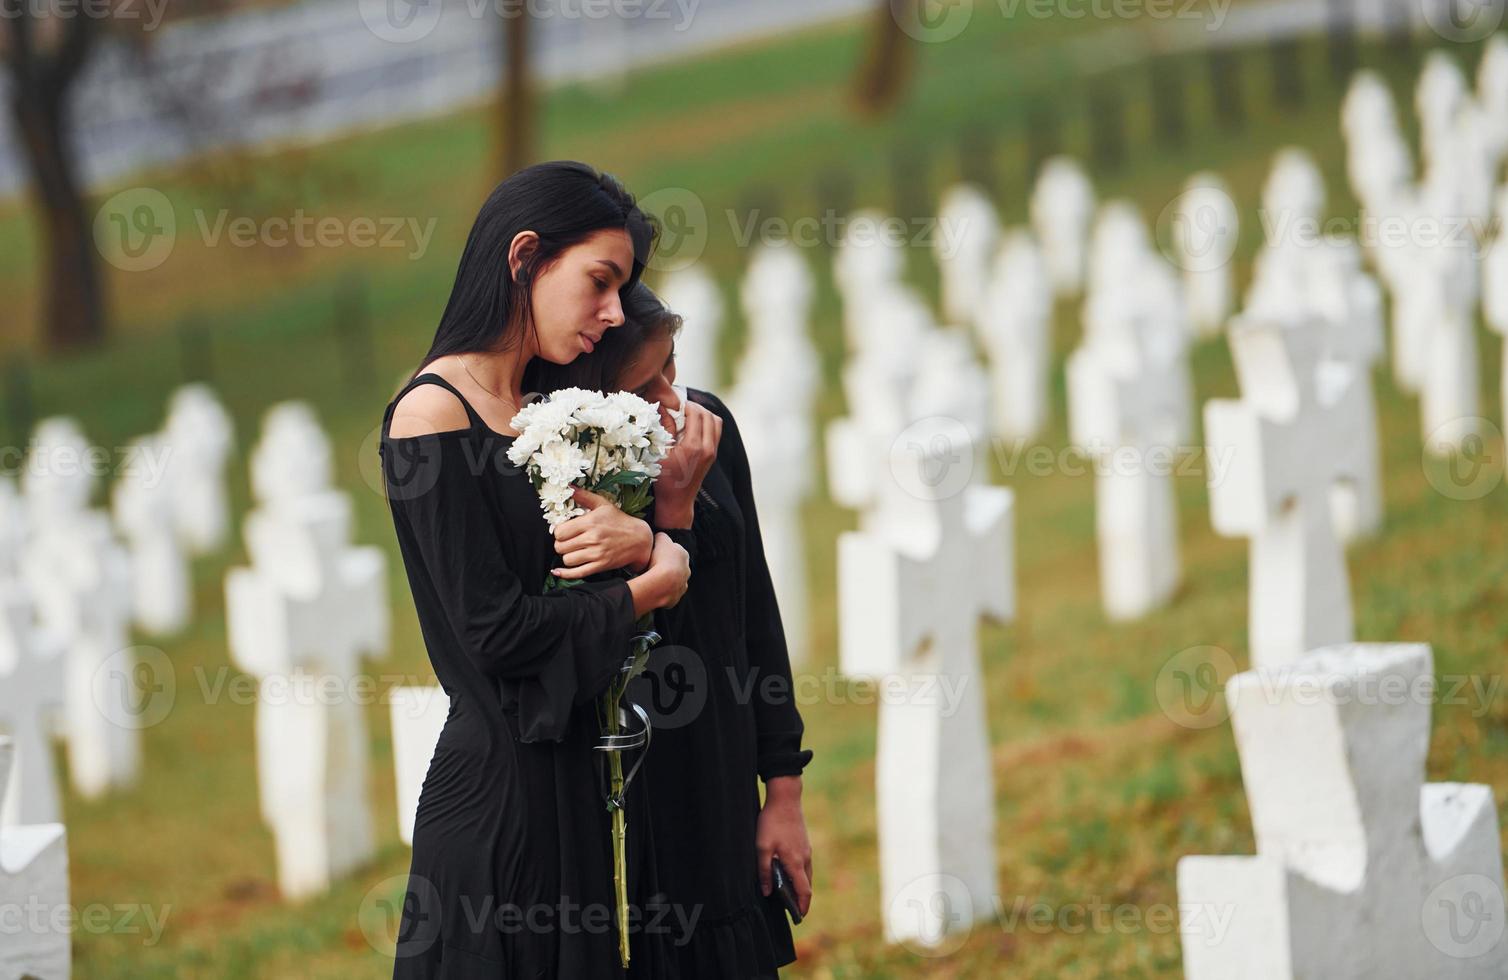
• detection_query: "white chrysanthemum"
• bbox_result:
[576,402,631,440]
[533,439,590,486]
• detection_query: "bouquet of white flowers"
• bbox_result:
[506,387,675,968]
[507,387,674,530]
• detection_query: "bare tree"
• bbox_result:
[497,0,535,178]
[853,0,914,114]
[3,2,105,350]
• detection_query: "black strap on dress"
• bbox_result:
[381,372,487,444]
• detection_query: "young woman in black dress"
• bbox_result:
[529,283,816,978]
[379,162,693,978]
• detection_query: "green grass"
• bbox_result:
[6,9,1508,978]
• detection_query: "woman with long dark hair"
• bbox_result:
[530,282,816,979]
[379,162,691,978]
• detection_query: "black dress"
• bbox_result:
[626,388,814,978]
[378,373,675,979]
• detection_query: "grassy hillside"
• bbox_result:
[6,8,1505,977]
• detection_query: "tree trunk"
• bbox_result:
[497,0,535,178]
[12,86,104,352]
[853,0,913,115]
[5,11,105,352]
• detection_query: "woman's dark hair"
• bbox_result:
[413,161,656,378]
[525,281,682,394]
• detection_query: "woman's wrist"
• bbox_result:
[654,498,695,529]
[628,520,654,573]
[628,567,670,616]
[764,775,803,807]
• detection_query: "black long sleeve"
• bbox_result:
[699,394,813,782]
[384,430,636,741]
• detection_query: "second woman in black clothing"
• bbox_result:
[529,283,816,978]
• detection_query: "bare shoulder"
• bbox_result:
[389,382,471,438]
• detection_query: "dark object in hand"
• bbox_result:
[770,856,803,925]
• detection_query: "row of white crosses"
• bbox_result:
[15,418,139,814]
[726,242,819,668]
[107,383,236,638]
[829,216,1014,948]
[1180,643,1507,979]
[657,253,821,667]
[0,736,70,979]
[225,401,389,901]
[1028,155,1238,341]
[1067,200,1195,620]
[1341,51,1502,457]
[937,184,1055,443]
[0,386,234,830]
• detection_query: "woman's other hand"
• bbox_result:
[653,401,722,529]
[757,776,813,918]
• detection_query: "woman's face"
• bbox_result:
[522,228,636,365]
[615,327,680,428]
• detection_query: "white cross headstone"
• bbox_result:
[835,210,910,354]
[1030,156,1095,298]
[977,229,1052,442]
[658,264,724,391]
[1403,239,1481,457]
[1262,148,1326,235]
[1171,172,1239,338]
[837,430,1013,949]
[112,434,190,636]
[0,585,65,828]
[1342,71,1413,215]
[1244,237,1386,543]
[0,736,70,980]
[1417,51,1468,174]
[1179,642,1508,980]
[225,401,389,900]
[935,183,1000,334]
[1067,286,1187,620]
[1204,317,1368,668]
[389,686,449,847]
[1477,34,1508,161]
[163,383,235,555]
[732,244,821,668]
[737,241,820,425]
[21,418,139,802]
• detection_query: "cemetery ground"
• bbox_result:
[4,10,1507,979]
